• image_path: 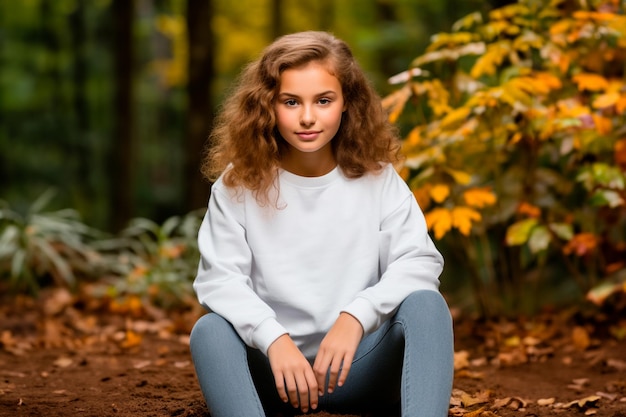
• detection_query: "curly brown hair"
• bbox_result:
[202,31,402,205]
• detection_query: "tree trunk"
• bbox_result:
[70,0,91,204]
[111,0,135,231]
[185,0,214,211]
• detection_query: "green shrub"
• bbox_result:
[0,189,107,293]
[92,210,204,309]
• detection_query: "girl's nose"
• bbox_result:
[300,105,315,126]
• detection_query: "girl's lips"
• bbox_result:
[296,131,321,140]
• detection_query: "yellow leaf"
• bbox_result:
[592,92,620,109]
[451,207,482,236]
[446,168,472,185]
[470,41,509,78]
[441,107,471,129]
[402,126,422,153]
[591,114,612,135]
[463,187,497,208]
[550,19,571,36]
[412,186,431,210]
[425,208,452,239]
[425,79,452,116]
[382,84,411,123]
[429,184,450,203]
[572,73,610,92]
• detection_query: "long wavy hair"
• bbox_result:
[202,31,402,205]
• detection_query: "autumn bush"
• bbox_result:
[383,0,626,316]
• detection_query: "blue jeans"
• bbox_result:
[190,290,454,416]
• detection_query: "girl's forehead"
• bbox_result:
[276,63,342,98]
[280,59,337,78]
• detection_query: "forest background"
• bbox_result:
[1,0,625,319]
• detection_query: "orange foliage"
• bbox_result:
[562,233,600,256]
[517,202,541,218]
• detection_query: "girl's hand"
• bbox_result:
[313,312,364,395]
[267,334,318,413]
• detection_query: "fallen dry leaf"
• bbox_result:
[455,350,470,370]
[595,391,618,401]
[461,390,491,407]
[572,326,591,350]
[492,396,528,410]
[606,358,626,371]
[537,397,555,406]
[53,357,73,368]
[121,330,142,348]
[560,395,601,410]
[462,406,485,417]
[455,369,484,379]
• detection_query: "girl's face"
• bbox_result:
[275,61,345,176]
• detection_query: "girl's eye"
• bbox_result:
[284,99,298,106]
[318,98,331,105]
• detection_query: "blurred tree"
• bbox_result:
[111,0,136,231]
[185,0,214,211]
[69,1,92,207]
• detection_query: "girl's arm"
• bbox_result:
[342,168,444,335]
[193,185,288,355]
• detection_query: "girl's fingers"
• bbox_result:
[294,374,309,412]
[327,358,340,393]
[337,353,353,387]
[285,375,300,408]
[312,351,331,393]
[274,372,288,403]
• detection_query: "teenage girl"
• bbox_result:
[190,31,454,417]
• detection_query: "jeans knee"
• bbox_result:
[398,290,451,324]
[190,313,232,352]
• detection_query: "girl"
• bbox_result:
[190,31,454,417]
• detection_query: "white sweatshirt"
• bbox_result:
[193,163,444,359]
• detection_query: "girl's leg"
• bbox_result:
[325,290,454,416]
[396,290,454,416]
[189,313,267,417]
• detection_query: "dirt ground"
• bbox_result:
[1,288,625,417]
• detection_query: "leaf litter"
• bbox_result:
[0,287,625,417]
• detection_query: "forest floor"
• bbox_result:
[1,287,625,417]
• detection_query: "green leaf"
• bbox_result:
[528,225,551,253]
[590,190,625,208]
[505,218,538,246]
[548,223,574,241]
[28,188,57,215]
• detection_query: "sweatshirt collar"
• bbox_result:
[279,165,342,188]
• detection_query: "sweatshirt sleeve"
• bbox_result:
[341,168,444,334]
[193,184,287,354]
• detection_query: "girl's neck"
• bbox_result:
[280,149,336,177]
